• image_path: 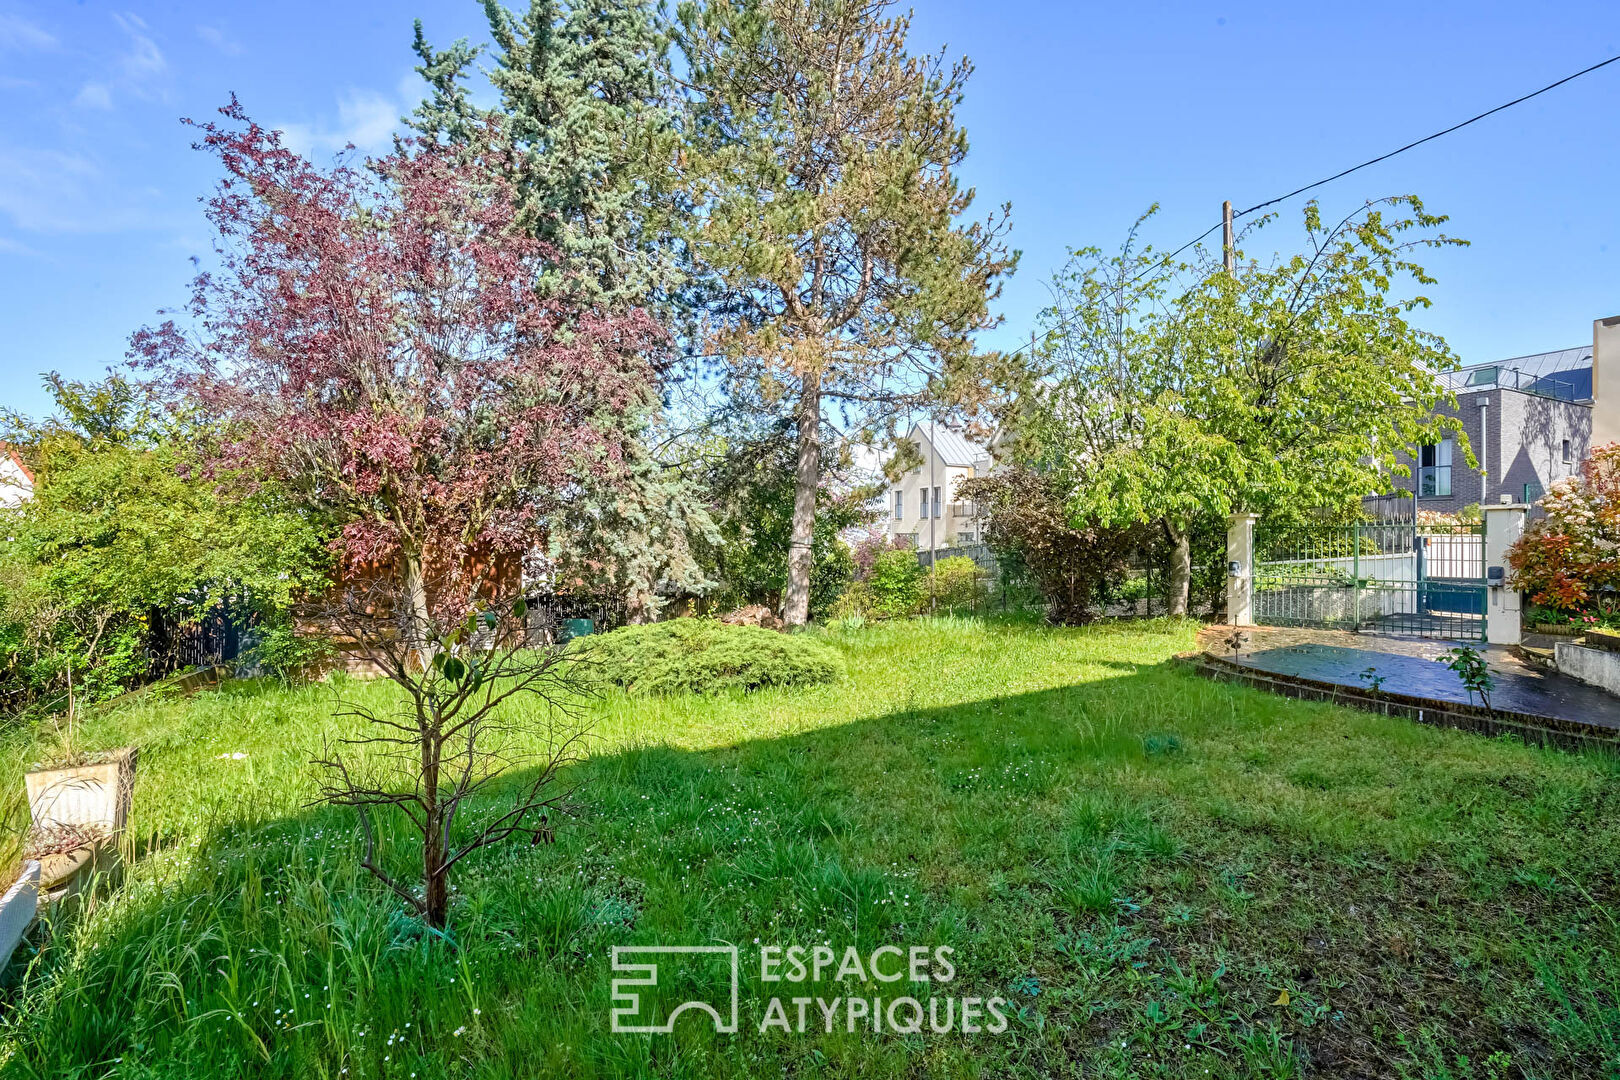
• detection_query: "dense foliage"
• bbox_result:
[699,420,867,619]
[0,375,330,717]
[1507,442,1620,609]
[577,618,843,695]
[412,0,714,622]
[930,555,989,613]
[959,466,1151,624]
[863,549,927,619]
[838,551,989,620]
[133,103,667,626]
[1006,200,1466,612]
[412,0,684,313]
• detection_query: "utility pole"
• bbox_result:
[1222,200,1235,275]
[928,417,937,613]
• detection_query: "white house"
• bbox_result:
[0,447,32,510]
[883,423,993,551]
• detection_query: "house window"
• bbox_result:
[1419,439,1452,497]
[1562,438,1572,464]
[919,487,929,519]
[1523,481,1544,504]
[932,486,942,518]
[893,490,902,520]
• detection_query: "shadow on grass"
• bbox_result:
[5,647,1619,1080]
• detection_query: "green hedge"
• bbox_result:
[573,619,844,696]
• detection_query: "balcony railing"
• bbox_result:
[1441,365,1585,402]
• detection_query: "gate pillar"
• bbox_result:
[1227,512,1259,626]
[1483,503,1527,646]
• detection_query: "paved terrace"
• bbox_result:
[1194,625,1620,735]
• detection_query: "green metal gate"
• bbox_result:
[1254,521,1486,641]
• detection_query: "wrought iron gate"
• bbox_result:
[1254,521,1486,641]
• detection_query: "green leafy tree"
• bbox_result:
[1010,199,1467,614]
[0,375,331,719]
[677,0,1017,626]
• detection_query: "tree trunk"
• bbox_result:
[422,736,449,928]
[782,370,822,628]
[401,548,434,667]
[1166,518,1191,617]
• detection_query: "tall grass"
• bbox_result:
[0,615,1617,1078]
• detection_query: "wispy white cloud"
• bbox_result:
[0,235,38,256]
[77,12,169,109]
[276,88,407,158]
[0,146,165,234]
[73,83,113,110]
[0,13,55,52]
[112,13,165,80]
[196,24,242,56]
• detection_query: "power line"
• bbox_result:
[1010,51,1620,359]
[1236,52,1620,219]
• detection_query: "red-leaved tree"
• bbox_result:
[1507,442,1620,610]
[133,98,666,626]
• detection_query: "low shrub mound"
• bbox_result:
[574,619,844,695]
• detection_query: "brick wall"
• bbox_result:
[1387,389,1591,511]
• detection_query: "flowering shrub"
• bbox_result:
[1506,443,1620,608]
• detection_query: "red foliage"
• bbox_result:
[1506,443,1620,609]
[133,99,665,613]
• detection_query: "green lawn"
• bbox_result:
[3,617,1618,1079]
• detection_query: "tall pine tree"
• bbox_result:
[412,1,713,621]
[677,0,1016,626]
[412,0,685,310]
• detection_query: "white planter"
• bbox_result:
[26,747,137,832]
[0,861,40,967]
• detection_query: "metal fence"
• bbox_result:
[1254,521,1486,640]
[145,597,247,676]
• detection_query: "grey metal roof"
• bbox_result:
[1442,346,1593,401]
[912,423,987,467]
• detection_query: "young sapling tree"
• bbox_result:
[309,575,587,929]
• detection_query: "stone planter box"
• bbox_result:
[1532,623,1581,636]
[26,747,138,834]
[1555,642,1620,698]
[1585,627,1620,653]
[0,861,40,969]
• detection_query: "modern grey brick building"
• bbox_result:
[1386,346,1594,512]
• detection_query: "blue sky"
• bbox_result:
[1,1,1617,418]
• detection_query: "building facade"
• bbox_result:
[1386,347,1594,512]
[883,423,993,551]
[0,447,33,509]
[1595,315,1620,449]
